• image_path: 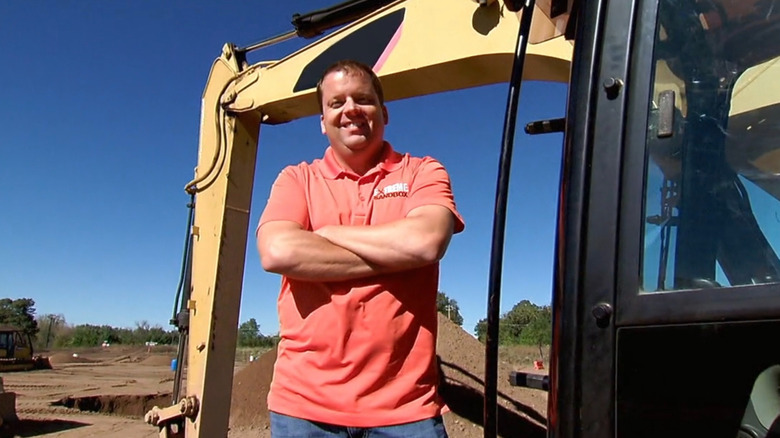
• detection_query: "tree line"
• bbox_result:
[474,300,552,347]
[3,295,550,350]
[0,298,277,350]
[439,293,551,348]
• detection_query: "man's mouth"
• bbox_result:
[342,121,367,129]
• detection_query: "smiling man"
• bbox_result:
[256,59,465,438]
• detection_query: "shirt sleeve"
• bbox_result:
[257,166,310,233]
[404,158,465,234]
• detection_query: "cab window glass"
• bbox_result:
[641,1,780,292]
[15,332,28,348]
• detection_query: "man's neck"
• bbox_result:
[335,142,386,176]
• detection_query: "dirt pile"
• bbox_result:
[48,353,98,366]
[228,314,548,437]
[229,348,276,431]
[139,355,175,366]
[436,315,547,438]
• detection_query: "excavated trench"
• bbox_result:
[54,393,172,417]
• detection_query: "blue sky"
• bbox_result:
[1,2,567,337]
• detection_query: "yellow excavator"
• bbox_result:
[146,0,780,437]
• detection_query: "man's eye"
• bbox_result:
[330,101,344,108]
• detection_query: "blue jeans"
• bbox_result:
[269,412,449,438]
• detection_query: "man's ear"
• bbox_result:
[382,105,389,125]
[320,115,326,134]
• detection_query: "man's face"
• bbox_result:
[319,70,388,162]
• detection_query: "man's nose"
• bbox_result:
[343,98,360,114]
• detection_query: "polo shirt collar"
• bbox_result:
[318,142,404,179]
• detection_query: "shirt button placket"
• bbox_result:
[358,176,370,204]
[351,177,367,225]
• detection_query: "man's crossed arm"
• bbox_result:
[257,205,455,282]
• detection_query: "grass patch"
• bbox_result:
[499,344,550,368]
[234,346,273,363]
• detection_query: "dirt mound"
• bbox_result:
[228,314,548,437]
[139,355,175,366]
[229,348,276,431]
[48,353,98,365]
[105,354,132,363]
[436,314,547,438]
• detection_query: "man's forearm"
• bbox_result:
[259,227,391,281]
[315,207,454,270]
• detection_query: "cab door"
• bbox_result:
[551,1,780,437]
[549,0,634,435]
[613,0,780,437]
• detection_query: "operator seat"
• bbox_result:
[739,365,780,438]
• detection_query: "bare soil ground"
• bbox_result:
[0,317,548,438]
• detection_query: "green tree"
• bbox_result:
[134,320,151,344]
[474,318,525,343]
[69,324,103,346]
[501,300,543,344]
[238,318,276,348]
[238,318,260,347]
[146,325,175,344]
[436,291,464,326]
[474,300,552,347]
[474,318,487,341]
[116,327,136,344]
[0,298,39,337]
[518,305,552,359]
[35,313,66,349]
[53,326,74,348]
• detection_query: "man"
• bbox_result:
[257,59,464,437]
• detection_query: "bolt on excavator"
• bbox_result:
[146,0,780,437]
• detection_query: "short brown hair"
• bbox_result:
[315,60,385,113]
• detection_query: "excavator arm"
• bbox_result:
[221,0,571,125]
[144,1,572,436]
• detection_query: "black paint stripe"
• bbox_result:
[294,9,405,93]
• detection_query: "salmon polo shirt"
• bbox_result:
[258,143,465,427]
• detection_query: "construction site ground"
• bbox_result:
[0,316,549,438]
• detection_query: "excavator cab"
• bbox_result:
[0,327,35,372]
[534,0,780,437]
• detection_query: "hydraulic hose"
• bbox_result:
[292,0,396,38]
[171,194,195,405]
[239,0,396,53]
[484,0,536,436]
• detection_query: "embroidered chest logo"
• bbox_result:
[373,182,409,200]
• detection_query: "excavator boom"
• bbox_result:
[147,0,780,437]
[146,1,572,436]
[222,0,571,124]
